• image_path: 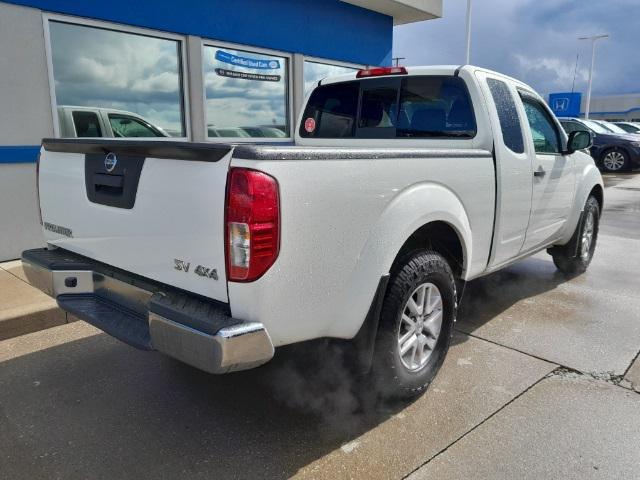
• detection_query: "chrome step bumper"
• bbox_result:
[21,247,274,374]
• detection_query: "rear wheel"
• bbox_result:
[372,250,456,399]
[601,148,630,172]
[551,195,600,276]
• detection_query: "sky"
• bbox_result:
[393,0,639,97]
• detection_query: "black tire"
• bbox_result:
[551,195,600,276]
[372,250,456,399]
[600,148,630,173]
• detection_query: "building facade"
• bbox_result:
[582,93,640,121]
[0,0,441,261]
[549,91,640,121]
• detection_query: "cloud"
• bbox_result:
[303,62,358,96]
[393,0,639,97]
[49,21,184,133]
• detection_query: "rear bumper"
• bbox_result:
[21,247,274,374]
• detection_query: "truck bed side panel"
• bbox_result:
[228,149,495,346]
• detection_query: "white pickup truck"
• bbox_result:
[24,66,603,397]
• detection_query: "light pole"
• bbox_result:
[465,0,472,64]
[579,34,608,119]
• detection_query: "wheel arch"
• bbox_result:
[333,182,474,342]
[557,162,604,246]
[390,221,466,280]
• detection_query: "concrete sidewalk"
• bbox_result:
[0,259,74,340]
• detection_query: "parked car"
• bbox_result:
[559,117,640,172]
[592,120,640,137]
[57,106,169,138]
[240,126,287,138]
[613,121,640,134]
[207,126,251,138]
[25,66,602,398]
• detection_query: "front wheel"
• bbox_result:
[372,250,456,399]
[551,195,600,276]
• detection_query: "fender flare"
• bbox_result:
[333,182,473,340]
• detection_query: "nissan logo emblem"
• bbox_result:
[104,152,117,173]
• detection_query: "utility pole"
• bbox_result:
[465,0,472,64]
[571,53,579,94]
[579,34,608,119]
[392,57,405,67]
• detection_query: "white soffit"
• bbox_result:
[341,0,443,25]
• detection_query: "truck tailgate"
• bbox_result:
[38,140,233,302]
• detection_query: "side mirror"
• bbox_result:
[566,130,593,154]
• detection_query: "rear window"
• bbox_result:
[300,76,476,139]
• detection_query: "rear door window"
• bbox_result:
[300,75,476,139]
[72,111,102,137]
[486,78,524,153]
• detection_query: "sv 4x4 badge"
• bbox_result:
[174,259,218,280]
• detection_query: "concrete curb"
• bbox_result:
[0,260,76,340]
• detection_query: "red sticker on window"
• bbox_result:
[304,117,316,133]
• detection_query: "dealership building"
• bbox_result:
[0,0,442,261]
[549,91,640,121]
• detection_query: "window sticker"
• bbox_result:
[304,117,316,133]
[215,68,280,82]
[215,50,280,70]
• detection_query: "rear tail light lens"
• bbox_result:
[356,66,408,78]
[225,168,280,282]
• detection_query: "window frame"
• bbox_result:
[43,13,191,141]
[518,91,563,155]
[201,39,294,143]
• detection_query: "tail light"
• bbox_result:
[36,150,43,225]
[356,66,408,78]
[225,168,280,282]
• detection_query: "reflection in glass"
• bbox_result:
[49,21,185,137]
[203,46,288,138]
[303,61,358,97]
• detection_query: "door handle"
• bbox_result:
[534,167,546,178]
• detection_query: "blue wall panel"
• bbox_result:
[4,0,393,65]
[0,146,40,164]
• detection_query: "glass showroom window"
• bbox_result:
[203,45,289,139]
[303,61,359,98]
[48,20,186,138]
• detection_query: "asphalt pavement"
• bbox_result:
[1,172,639,479]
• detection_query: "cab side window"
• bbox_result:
[109,115,164,138]
[560,121,577,134]
[520,96,561,154]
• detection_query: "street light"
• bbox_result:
[465,0,472,64]
[579,34,609,119]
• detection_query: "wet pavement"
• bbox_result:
[1,172,639,479]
